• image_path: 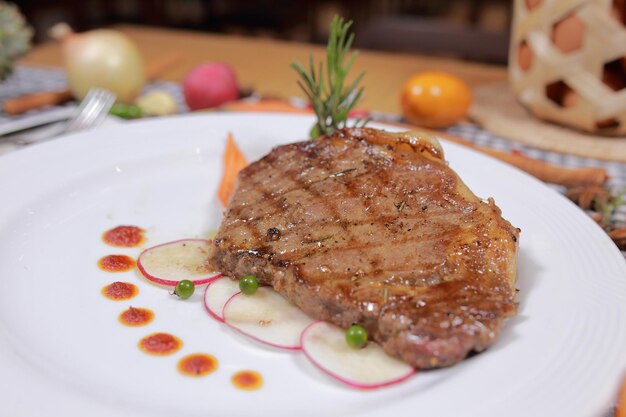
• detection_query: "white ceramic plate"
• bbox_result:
[0,113,624,417]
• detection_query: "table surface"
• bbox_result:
[18,24,508,114]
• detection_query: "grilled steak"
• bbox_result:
[211,128,519,369]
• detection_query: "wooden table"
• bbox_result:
[19,24,507,114]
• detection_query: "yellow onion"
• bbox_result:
[50,23,145,103]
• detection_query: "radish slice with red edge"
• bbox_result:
[137,239,222,286]
[300,321,416,389]
[222,287,314,350]
[203,277,241,322]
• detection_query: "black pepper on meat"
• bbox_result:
[210,128,519,369]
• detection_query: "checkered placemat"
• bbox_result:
[1,66,625,256]
[444,124,626,233]
[446,123,626,197]
[0,66,188,126]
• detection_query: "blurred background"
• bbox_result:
[18,0,512,64]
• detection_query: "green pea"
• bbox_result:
[174,279,195,299]
[239,274,259,295]
[345,324,367,349]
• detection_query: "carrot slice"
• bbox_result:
[217,133,248,206]
[618,376,626,417]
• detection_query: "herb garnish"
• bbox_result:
[566,185,626,250]
[291,15,369,139]
[328,167,356,178]
[598,188,625,228]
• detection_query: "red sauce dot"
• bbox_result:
[231,370,263,390]
[177,353,218,377]
[102,281,138,300]
[103,225,145,247]
[138,332,182,356]
[119,307,154,326]
[98,254,136,272]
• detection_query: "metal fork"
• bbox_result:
[64,88,117,134]
[11,88,117,145]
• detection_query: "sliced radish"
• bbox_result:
[223,287,314,350]
[300,321,416,389]
[137,239,222,286]
[203,277,242,322]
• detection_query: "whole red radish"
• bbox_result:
[183,62,239,110]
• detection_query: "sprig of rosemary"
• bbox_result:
[566,184,626,250]
[291,15,369,138]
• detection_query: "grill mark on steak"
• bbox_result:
[324,155,392,271]
[249,142,376,266]
[211,128,519,369]
[287,144,379,279]
[264,169,374,203]
[288,225,461,270]
[222,204,465,269]
[287,153,351,234]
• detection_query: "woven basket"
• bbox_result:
[509,0,626,136]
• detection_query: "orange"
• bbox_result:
[400,71,472,129]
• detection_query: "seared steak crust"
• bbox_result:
[211,128,519,369]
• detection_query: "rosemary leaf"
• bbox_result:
[291,15,367,139]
